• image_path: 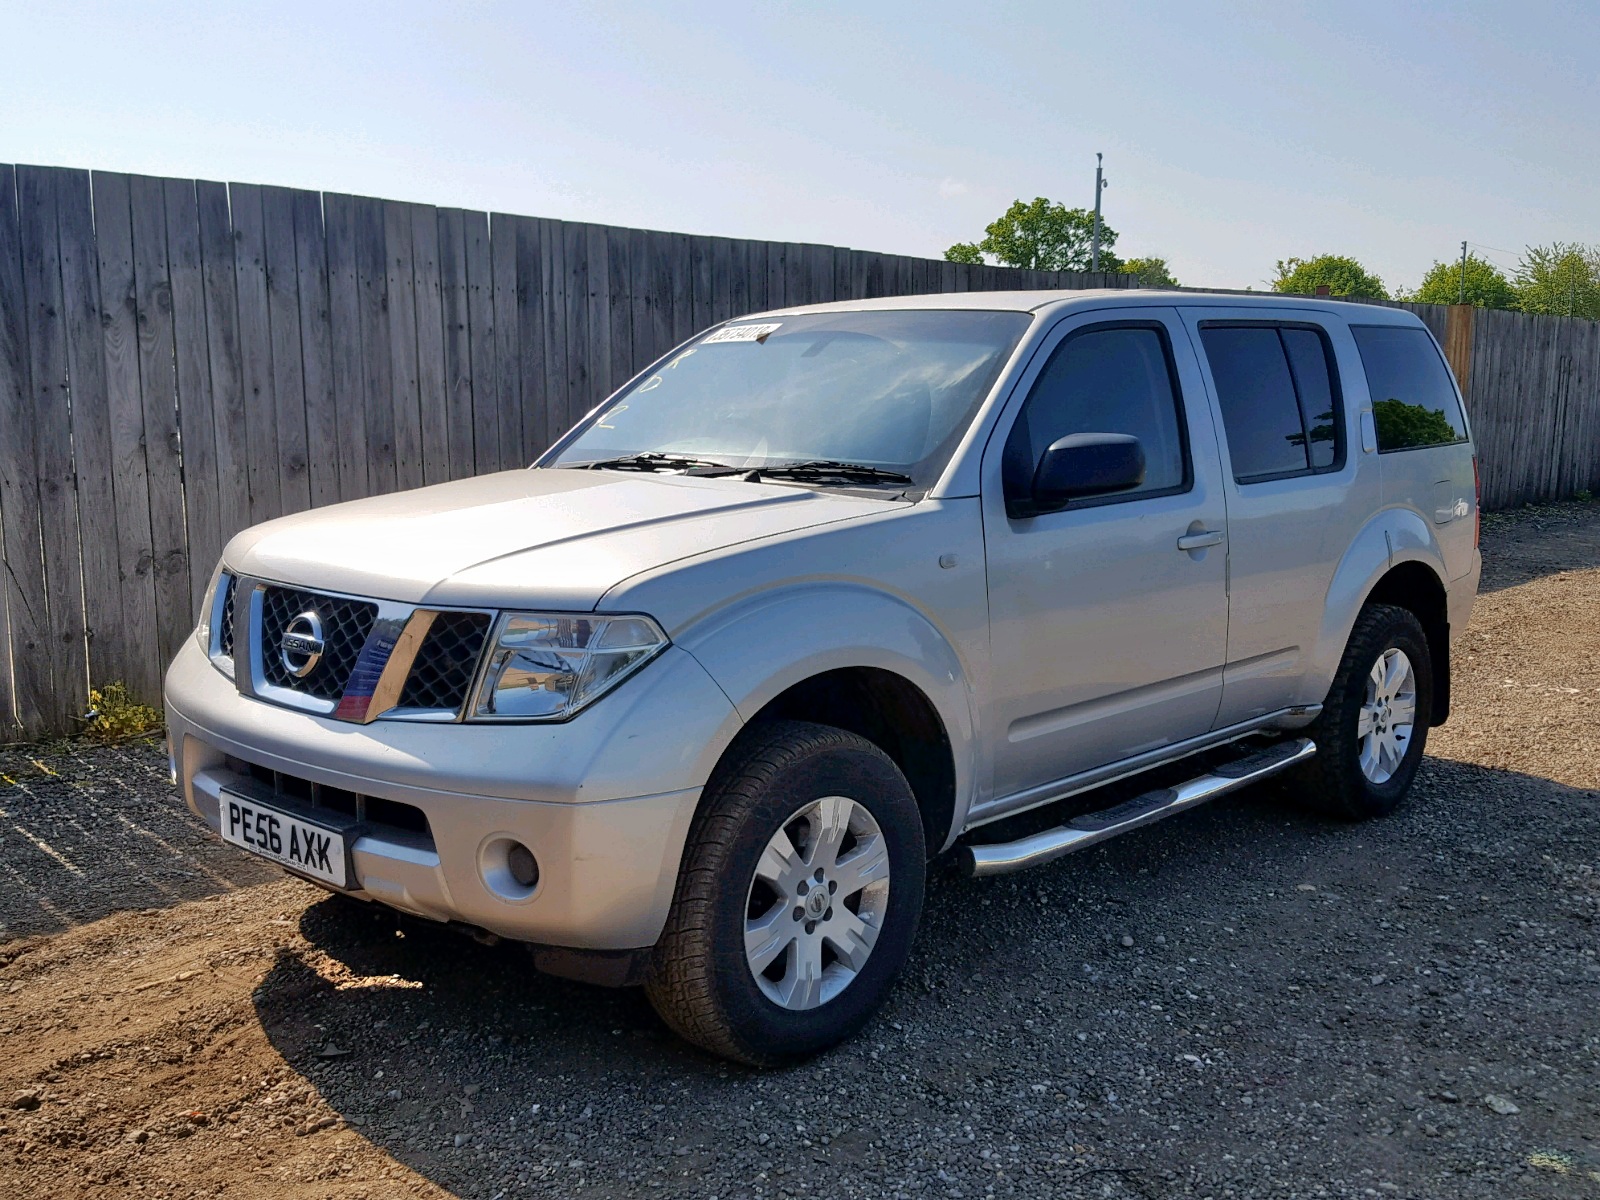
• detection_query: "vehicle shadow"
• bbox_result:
[0,736,279,941]
[252,753,1600,1200]
[1477,500,1600,593]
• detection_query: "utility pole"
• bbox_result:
[1091,153,1107,273]
[1459,241,1468,304]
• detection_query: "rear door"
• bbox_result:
[1182,307,1378,727]
[980,308,1230,807]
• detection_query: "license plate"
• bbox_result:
[220,792,349,889]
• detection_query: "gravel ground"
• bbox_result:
[0,740,279,941]
[1,500,1597,1199]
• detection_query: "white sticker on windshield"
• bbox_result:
[701,323,782,344]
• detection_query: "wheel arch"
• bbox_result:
[1313,509,1453,726]
[744,667,958,857]
[677,583,978,853]
[1363,558,1452,724]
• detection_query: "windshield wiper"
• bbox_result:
[577,453,733,473]
[750,460,914,485]
[575,453,914,486]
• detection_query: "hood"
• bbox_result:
[225,468,898,609]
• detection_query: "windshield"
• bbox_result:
[548,310,1032,488]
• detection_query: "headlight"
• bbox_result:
[194,562,225,651]
[469,612,669,721]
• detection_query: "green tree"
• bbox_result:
[1119,256,1179,288]
[1514,242,1600,319]
[1410,254,1518,309]
[943,241,985,265]
[1272,254,1388,299]
[944,197,1121,272]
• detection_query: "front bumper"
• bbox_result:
[165,638,741,951]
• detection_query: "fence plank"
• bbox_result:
[464,209,499,475]
[670,234,694,345]
[728,237,751,320]
[128,174,193,669]
[1576,322,1600,495]
[58,169,122,689]
[535,218,567,457]
[648,231,676,360]
[745,239,768,314]
[291,189,339,509]
[784,241,806,308]
[489,213,523,472]
[163,178,222,614]
[18,167,88,727]
[196,181,253,537]
[384,201,424,492]
[585,224,612,409]
[322,194,368,502]
[628,227,657,373]
[712,237,734,324]
[0,163,48,735]
[90,173,162,702]
[511,217,548,462]
[606,224,633,395]
[260,187,310,516]
[560,221,590,439]
[690,235,713,336]
[354,196,396,494]
[411,204,451,485]
[802,242,831,306]
[230,184,281,523]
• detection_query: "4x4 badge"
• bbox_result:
[280,612,325,678]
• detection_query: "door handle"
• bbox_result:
[1177,530,1224,551]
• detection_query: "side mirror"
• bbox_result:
[1031,432,1145,513]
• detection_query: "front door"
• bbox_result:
[981,309,1230,810]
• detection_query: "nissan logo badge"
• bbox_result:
[280,611,326,678]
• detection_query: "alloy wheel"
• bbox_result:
[743,795,892,1011]
[1357,646,1417,785]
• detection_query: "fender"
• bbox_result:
[673,582,981,842]
[1303,504,1450,706]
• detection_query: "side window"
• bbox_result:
[1002,325,1188,507]
[1281,329,1338,469]
[1350,326,1468,451]
[1199,323,1344,482]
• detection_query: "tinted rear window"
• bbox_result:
[1350,326,1468,451]
[1200,325,1344,481]
[1281,328,1339,469]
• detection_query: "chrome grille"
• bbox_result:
[258,586,378,702]
[218,574,237,657]
[399,611,493,711]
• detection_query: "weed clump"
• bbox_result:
[83,682,163,743]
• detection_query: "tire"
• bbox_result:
[645,720,926,1066]
[1289,603,1433,820]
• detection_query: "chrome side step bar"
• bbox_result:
[959,738,1317,878]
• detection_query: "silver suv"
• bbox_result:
[165,291,1480,1064]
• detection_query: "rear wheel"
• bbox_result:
[1289,603,1433,819]
[645,721,926,1065]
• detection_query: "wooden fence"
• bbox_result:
[0,164,1135,738]
[4,165,1599,739]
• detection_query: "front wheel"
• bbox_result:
[645,721,926,1065]
[1289,603,1433,819]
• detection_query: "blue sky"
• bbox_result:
[3,0,1594,291]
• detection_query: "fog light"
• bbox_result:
[507,842,539,889]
